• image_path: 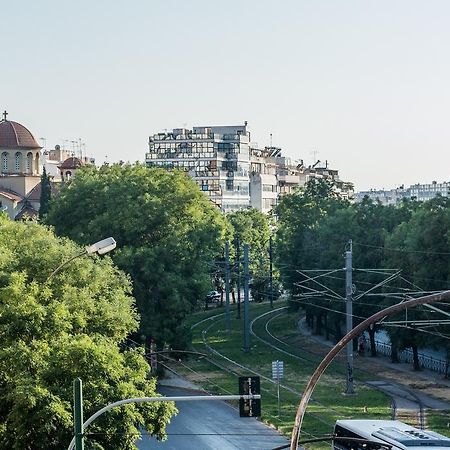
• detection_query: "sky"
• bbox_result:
[1,0,450,191]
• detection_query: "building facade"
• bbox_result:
[146,123,352,213]
[0,111,92,219]
[356,181,450,205]
[146,125,251,212]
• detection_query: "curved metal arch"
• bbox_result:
[290,290,450,449]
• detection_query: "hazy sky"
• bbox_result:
[2,0,450,190]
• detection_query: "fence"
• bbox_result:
[374,339,450,376]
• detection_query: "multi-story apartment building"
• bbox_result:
[356,181,450,204]
[146,123,352,213]
[146,125,251,212]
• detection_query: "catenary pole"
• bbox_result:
[225,240,231,333]
[269,235,273,309]
[289,289,450,450]
[345,239,354,395]
[236,238,241,319]
[243,243,250,352]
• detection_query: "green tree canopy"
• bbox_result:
[0,215,175,449]
[46,164,227,349]
[226,208,274,302]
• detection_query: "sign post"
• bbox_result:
[272,360,284,417]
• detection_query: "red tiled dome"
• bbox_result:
[58,157,84,169]
[0,119,42,149]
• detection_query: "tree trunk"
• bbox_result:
[231,290,236,304]
[412,345,421,371]
[391,341,399,363]
[368,327,377,357]
[314,315,322,335]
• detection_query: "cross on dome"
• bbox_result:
[2,111,8,121]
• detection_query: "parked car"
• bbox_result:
[206,290,221,302]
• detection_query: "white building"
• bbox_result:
[356,181,450,204]
[146,124,352,213]
[146,125,251,212]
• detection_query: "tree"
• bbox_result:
[46,164,227,349]
[39,166,51,220]
[383,195,450,369]
[0,216,176,449]
[226,209,274,302]
[275,178,348,330]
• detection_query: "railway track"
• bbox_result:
[250,307,426,429]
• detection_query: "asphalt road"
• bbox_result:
[136,386,289,450]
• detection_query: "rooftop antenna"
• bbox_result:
[270,133,273,147]
[40,137,47,151]
[310,149,319,164]
[70,140,77,156]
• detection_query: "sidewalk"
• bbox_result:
[158,368,204,392]
[298,317,450,406]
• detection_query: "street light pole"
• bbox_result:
[46,237,116,281]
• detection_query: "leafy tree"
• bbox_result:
[39,166,52,220]
[383,195,450,369]
[0,216,175,449]
[275,178,348,333]
[46,164,227,349]
[227,209,274,302]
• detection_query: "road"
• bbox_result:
[136,386,289,450]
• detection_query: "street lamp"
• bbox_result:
[47,237,116,281]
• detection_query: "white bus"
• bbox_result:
[333,420,450,450]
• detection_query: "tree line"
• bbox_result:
[275,178,450,372]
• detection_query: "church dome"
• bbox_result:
[0,117,42,149]
[58,157,84,169]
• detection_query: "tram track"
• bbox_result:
[190,311,338,436]
[250,307,427,429]
[189,306,427,436]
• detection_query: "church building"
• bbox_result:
[0,111,86,219]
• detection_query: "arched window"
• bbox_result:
[65,171,72,180]
[2,152,8,172]
[15,152,22,173]
[26,152,33,174]
[35,152,40,174]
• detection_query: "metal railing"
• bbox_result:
[374,339,449,375]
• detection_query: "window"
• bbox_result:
[26,152,33,173]
[15,152,22,172]
[2,152,7,171]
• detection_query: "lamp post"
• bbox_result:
[46,237,116,281]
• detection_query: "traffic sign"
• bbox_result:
[239,376,261,417]
[272,360,284,380]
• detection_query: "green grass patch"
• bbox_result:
[167,301,446,448]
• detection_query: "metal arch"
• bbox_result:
[289,289,450,450]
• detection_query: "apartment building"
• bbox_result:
[356,181,450,204]
[146,125,251,212]
[146,124,352,213]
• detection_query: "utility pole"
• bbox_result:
[243,244,250,352]
[236,238,241,319]
[225,240,231,333]
[260,255,264,302]
[345,239,354,395]
[269,235,273,309]
[74,378,84,450]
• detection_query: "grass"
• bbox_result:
[166,301,449,448]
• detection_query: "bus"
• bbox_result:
[333,420,450,450]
